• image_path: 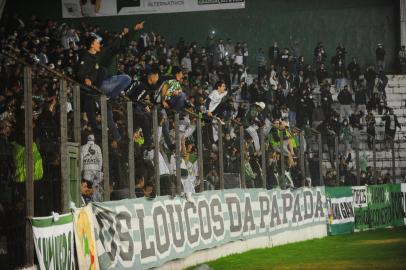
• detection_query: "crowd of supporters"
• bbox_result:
[0,13,403,209]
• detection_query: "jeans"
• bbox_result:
[107,103,121,141]
[246,125,260,152]
[160,108,174,148]
[340,105,352,121]
[100,75,131,141]
[288,111,297,127]
[100,75,131,98]
[335,78,346,92]
[169,92,187,112]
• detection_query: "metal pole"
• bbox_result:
[391,138,396,183]
[100,95,110,201]
[218,122,224,189]
[260,128,266,188]
[318,133,324,186]
[372,137,377,184]
[197,116,204,192]
[280,131,285,187]
[355,135,361,186]
[153,107,160,196]
[335,135,340,184]
[60,79,69,212]
[73,84,81,206]
[24,67,34,266]
[127,102,135,198]
[240,126,246,188]
[299,132,305,187]
[175,113,181,195]
[73,85,81,144]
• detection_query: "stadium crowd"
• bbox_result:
[0,13,403,211]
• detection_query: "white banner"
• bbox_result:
[62,0,245,18]
[31,213,76,270]
[327,197,354,225]
[352,186,368,208]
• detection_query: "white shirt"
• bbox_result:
[81,141,102,172]
[234,55,243,66]
[208,90,228,112]
[181,56,192,72]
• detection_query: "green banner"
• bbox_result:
[89,187,326,270]
[31,213,76,270]
[354,184,405,231]
[326,186,354,235]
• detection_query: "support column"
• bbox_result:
[240,126,246,188]
[127,102,135,198]
[318,133,323,186]
[218,123,224,189]
[24,67,34,266]
[153,107,160,196]
[260,128,266,188]
[73,85,81,206]
[100,95,110,201]
[197,117,204,192]
[299,132,305,187]
[60,79,69,212]
[401,0,406,47]
[175,113,181,194]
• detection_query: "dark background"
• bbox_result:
[4,0,400,71]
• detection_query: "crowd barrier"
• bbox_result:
[1,51,405,269]
[30,184,406,270]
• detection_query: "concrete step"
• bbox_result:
[386,87,406,95]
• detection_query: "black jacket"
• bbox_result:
[338,89,353,105]
[76,30,136,87]
[383,114,401,132]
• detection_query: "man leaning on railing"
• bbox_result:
[76,21,144,142]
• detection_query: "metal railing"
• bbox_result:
[0,51,405,267]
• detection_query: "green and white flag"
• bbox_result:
[31,213,76,270]
[354,184,405,231]
[326,186,354,235]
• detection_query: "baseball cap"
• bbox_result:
[255,102,266,110]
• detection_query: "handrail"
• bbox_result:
[308,127,321,135]
[0,50,105,96]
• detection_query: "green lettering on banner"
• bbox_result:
[31,213,75,270]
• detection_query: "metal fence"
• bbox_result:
[0,52,404,267]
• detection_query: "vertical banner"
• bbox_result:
[90,187,326,270]
[326,186,354,235]
[31,213,76,270]
[74,205,100,270]
[353,184,405,231]
[62,0,245,18]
